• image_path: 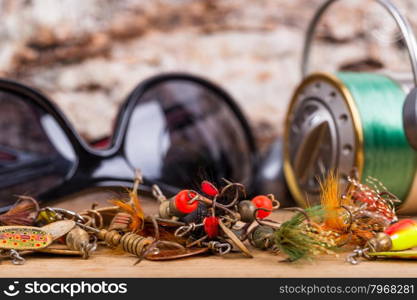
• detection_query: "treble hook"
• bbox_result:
[346,247,374,265]
[218,181,246,208]
[174,223,203,237]
[81,236,98,259]
[254,208,281,228]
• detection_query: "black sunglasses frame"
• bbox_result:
[0,73,258,210]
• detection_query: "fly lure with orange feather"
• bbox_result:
[109,171,145,233]
[319,172,350,232]
[319,172,398,247]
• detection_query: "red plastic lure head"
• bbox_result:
[175,190,198,214]
[204,216,219,238]
[201,181,219,197]
[251,195,273,219]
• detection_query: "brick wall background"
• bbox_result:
[1,0,416,150]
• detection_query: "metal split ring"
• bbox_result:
[9,250,25,265]
[206,241,232,255]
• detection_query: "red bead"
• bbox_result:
[201,180,219,197]
[175,190,198,214]
[204,216,219,238]
[251,195,273,219]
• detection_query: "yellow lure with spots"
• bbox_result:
[0,226,53,250]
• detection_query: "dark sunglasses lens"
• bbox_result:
[0,88,76,207]
[124,78,254,189]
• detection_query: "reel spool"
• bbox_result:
[284,0,417,213]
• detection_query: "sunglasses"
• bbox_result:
[0,73,260,211]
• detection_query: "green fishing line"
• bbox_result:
[337,72,417,201]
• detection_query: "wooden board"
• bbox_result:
[1,190,417,278]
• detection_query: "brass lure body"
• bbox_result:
[97,229,154,257]
[66,227,96,259]
[42,220,76,240]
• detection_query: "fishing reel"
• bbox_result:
[284,0,417,213]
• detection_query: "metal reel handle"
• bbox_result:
[301,0,417,86]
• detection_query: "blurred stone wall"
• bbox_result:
[1,0,416,150]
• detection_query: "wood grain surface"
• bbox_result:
[1,189,416,278]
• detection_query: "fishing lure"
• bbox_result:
[249,225,275,250]
[273,207,336,261]
[79,225,154,257]
[42,220,76,240]
[203,216,219,238]
[145,247,210,261]
[218,218,253,258]
[251,195,275,219]
[154,185,199,219]
[347,176,398,224]
[157,179,248,226]
[176,216,220,240]
[0,196,39,226]
[36,207,85,226]
[175,214,249,256]
[167,178,281,258]
[319,172,398,247]
[66,226,96,259]
[0,226,52,250]
[236,195,279,223]
[347,219,417,264]
[156,179,246,219]
[0,226,53,265]
[108,212,132,232]
[36,246,84,257]
[0,220,78,264]
[110,171,145,233]
[320,172,350,231]
[77,221,188,264]
[201,180,219,197]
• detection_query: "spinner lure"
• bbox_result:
[347,219,417,264]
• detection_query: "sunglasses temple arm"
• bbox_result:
[0,156,69,189]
